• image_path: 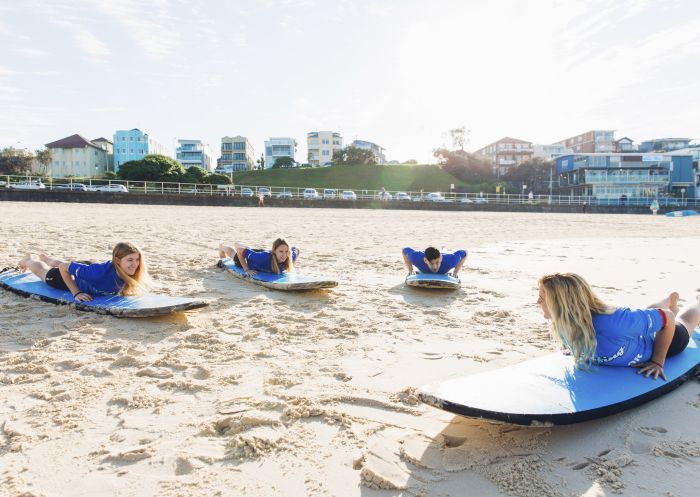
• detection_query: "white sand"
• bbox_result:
[0,202,698,497]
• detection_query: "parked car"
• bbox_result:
[277,190,293,199]
[303,188,319,199]
[96,184,128,193]
[341,190,357,201]
[394,191,411,201]
[216,185,235,196]
[473,197,488,204]
[323,188,337,199]
[241,187,254,197]
[11,180,46,190]
[258,187,272,197]
[459,196,474,203]
[377,191,392,200]
[425,192,445,202]
[55,183,88,191]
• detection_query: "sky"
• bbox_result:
[1,0,699,164]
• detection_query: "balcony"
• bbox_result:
[585,171,669,184]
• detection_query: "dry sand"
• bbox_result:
[0,201,698,497]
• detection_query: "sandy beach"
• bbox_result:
[0,201,698,497]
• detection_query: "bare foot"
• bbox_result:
[17,254,32,272]
[39,254,61,268]
[668,292,680,315]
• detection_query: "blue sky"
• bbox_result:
[1,0,699,163]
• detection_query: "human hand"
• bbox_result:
[245,270,257,277]
[74,292,93,302]
[633,361,666,381]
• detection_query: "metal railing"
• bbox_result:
[1,174,698,208]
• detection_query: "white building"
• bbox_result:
[176,139,213,171]
[307,131,342,166]
[45,134,109,178]
[533,143,572,160]
[351,139,386,164]
[218,136,255,172]
[264,137,296,169]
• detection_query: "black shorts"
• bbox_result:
[666,323,690,358]
[44,267,70,292]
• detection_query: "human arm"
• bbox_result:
[451,250,468,277]
[401,249,415,275]
[59,262,92,301]
[233,243,256,276]
[634,309,675,380]
[292,247,301,268]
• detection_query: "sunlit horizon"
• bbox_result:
[1,0,699,164]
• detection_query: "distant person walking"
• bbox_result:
[258,191,265,207]
[650,199,659,215]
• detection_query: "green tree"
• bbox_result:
[0,147,33,174]
[117,154,185,182]
[332,146,377,166]
[34,148,53,175]
[433,148,495,182]
[203,173,232,184]
[404,159,418,165]
[103,171,118,180]
[502,158,554,194]
[272,156,296,168]
[181,165,208,184]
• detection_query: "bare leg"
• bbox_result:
[218,244,235,259]
[39,254,64,268]
[677,297,700,334]
[647,292,680,315]
[18,255,51,280]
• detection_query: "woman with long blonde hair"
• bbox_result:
[538,272,700,380]
[18,242,149,301]
[218,238,299,276]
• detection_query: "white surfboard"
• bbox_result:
[418,332,700,425]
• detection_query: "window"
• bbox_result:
[130,137,133,141]
[322,139,329,145]
[322,150,330,156]
[122,137,125,141]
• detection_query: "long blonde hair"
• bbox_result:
[270,238,293,274]
[112,242,148,296]
[538,273,613,367]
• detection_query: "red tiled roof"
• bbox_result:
[45,134,103,150]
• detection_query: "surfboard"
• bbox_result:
[418,331,700,425]
[0,269,208,317]
[665,210,698,217]
[405,272,460,289]
[219,258,338,290]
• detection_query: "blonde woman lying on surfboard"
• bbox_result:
[218,239,300,276]
[537,272,700,381]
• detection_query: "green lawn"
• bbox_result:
[228,164,472,192]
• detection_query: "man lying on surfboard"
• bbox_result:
[402,246,467,277]
[218,239,299,276]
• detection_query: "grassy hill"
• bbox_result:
[229,164,474,192]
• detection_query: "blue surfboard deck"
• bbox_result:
[0,269,208,317]
[418,332,700,425]
[406,272,460,289]
[219,258,337,290]
[665,210,698,217]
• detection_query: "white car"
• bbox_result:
[303,188,319,199]
[241,188,254,197]
[277,190,293,199]
[425,192,445,202]
[323,188,337,199]
[341,190,357,201]
[377,191,392,200]
[11,180,46,190]
[258,187,272,197]
[459,197,474,203]
[394,191,411,201]
[96,184,128,193]
[55,183,88,191]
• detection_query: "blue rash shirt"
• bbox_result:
[402,247,467,275]
[243,247,299,273]
[591,307,665,366]
[68,261,125,295]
